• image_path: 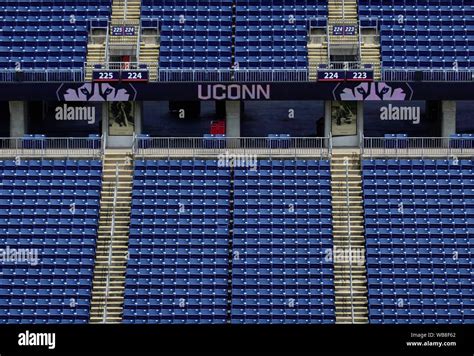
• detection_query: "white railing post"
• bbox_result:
[105,20,110,66]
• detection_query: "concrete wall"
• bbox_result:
[441,101,457,137]
[9,101,27,137]
[226,101,241,137]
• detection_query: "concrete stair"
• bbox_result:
[307,33,328,81]
[360,28,382,80]
[85,43,107,81]
[331,151,369,324]
[111,0,141,21]
[89,150,133,324]
[328,0,358,22]
[109,0,141,47]
[139,41,159,81]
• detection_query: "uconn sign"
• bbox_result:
[198,84,271,100]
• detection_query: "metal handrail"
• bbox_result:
[102,133,107,157]
[85,61,155,70]
[317,61,376,70]
[0,136,102,158]
[95,179,114,318]
[326,23,331,62]
[102,163,119,323]
[133,136,332,159]
[344,157,355,323]
[105,22,110,66]
[362,136,474,158]
[382,68,474,82]
[136,21,142,59]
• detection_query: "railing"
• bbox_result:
[159,68,309,82]
[0,69,84,82]
[135,23,141,59]
[86,61,154,70]
[1,64,472,83]
[140,33,160,45]
[133,136,331,159]
[308,34,327,46]
[361,136,474,158]
[158,68,309,82]
[359,17,379,30]
[89,33,108,45]
[320,61,373,70]
[383,69,474,82]
[88,18,109,45]
[308,17,327,29]
[102,163,119,323]
[343,158,355,324]
[0,136,103,158]
[105,23,110,63]
[94,179,114,321]
[88,18,110,31]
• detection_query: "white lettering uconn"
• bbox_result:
[198,84,271,100]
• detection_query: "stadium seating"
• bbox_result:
[235,0,327,70]
[363,159,474,324]
[231,159,335,324]
[0,0,112,70]
[123,159,230,323]
[141,0,233,71]
[359,1,474,70]
[0,159,102,324]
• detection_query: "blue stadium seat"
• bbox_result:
[362,158,474,324]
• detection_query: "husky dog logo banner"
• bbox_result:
[56,83,137,102]
[333,82,414,101]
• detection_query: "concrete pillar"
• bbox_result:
[225,101,241,137]
[134,101,142,135]
[357,101,364,145]
[324,101,331,139]
[9,101,27,137]
[441,100,456,137]
[101,102,108,144]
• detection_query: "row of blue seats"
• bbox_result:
[363,157,472,324]
[132,209,228,215]
[0,159,101,167]
[232,158,334,322]
[125,159,231,323]
[0,0,111,70]
[0,158,101,323]
[135,179,229,185]
[360,0,473,70]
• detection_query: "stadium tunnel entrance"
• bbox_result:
[0,102,10,137]
[3,100,473,148]
[141,101,326,138]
